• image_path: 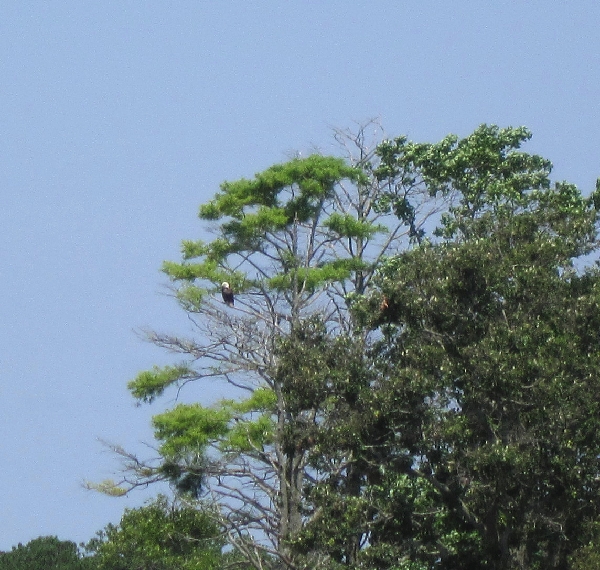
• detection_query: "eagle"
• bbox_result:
[221,282,234,307]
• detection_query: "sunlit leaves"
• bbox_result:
[375,125,557,242]
[0,537,92,570]
[199,155,361,223]
[225,414,274,452]
[153,404,231,458]
[267,260,367,292]
[86,496,223,570]
[324,212,387,240]
[174,284,207,313]
[220,388,277,451]
[85,479,128,497]
[128,364,197,404]
[227,386,277,413]
[161,260,206,281]
[151,389,279,460]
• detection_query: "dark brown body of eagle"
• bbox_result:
[221,282,234,307]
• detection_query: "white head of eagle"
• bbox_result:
[221,282,234,307]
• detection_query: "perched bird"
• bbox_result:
[380,295,390,312]
[221,282,235,307]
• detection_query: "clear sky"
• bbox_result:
[1,1,600,551]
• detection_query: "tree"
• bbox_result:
[104,123,600,568]
[0,536,93,570]
[304,125,600,568]
[104,123,438,570]
[85,495,223,570]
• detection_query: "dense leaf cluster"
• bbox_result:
[85,496,223,570]
[2,500,229,570]
[0,537,93,570]
[301,126,600,568]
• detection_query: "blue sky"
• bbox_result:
[1,1,600,550]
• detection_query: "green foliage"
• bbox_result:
[267,259,368,293]
[153,403,231,458]
[226,386,277,413]
[274,318,369,418]
[199,155,362,219]
[161,260,208,281]
[152,390,279,460]
[122,124,600,569]
[174,285,207,313]
[85,495,223,570]
[214,389,277,452]
[324,212,387,240]
[162,259,246,290]
[86,479,128,497]
[224,413,274,452]
[344,132,600,568]
[0,536,92,570]
[292,125,600,569]
[128,364,196,404]
[375,124,554,242]
[159,154,370,306]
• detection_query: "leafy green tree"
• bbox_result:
[0,536,93,570]
[102,123,600,569]
[305,125,600,568]
[100,124,433,570]
[85,495,223,570]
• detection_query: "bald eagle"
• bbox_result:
[221,282,234,307]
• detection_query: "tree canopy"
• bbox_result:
[102,123,600,570]
[0,536,92,570]
[306,125,600,568]
[85,496,224,570]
